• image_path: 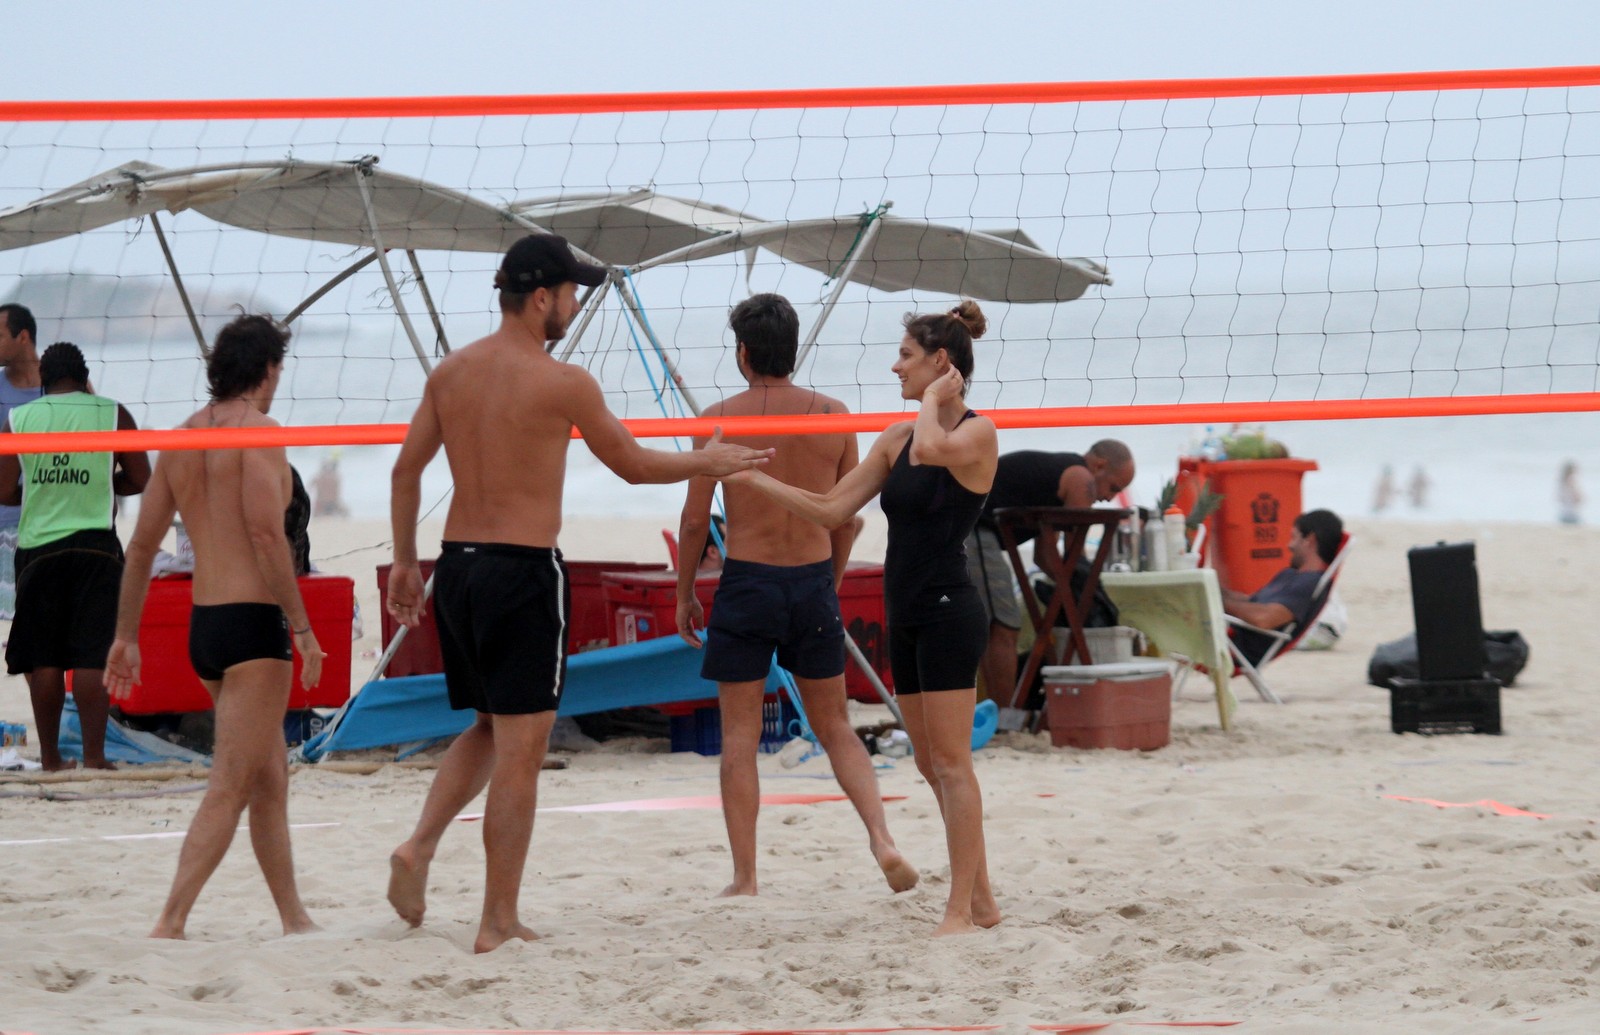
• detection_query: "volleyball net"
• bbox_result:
[1,64,1598,455]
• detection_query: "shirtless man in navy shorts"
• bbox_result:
[108,314,325,940]
[383,234,772,953]
[675,293,916,898]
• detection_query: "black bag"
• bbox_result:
[1367,629,1530,688]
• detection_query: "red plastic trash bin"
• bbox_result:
[1176,457,1319,595]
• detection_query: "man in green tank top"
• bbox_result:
[0,343,149,770]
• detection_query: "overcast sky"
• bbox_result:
[5,1,1597,99]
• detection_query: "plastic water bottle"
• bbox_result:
[1143,519,1168,571]
[777,736,820,768]
[1163,506,1189,563]
[876,729,912,758]
[1199,426,1225,462]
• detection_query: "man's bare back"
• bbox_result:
[417,334,586,549]
[165,403,293,605]
[703,385,856,567]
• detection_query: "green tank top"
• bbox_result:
[11,392,118,549]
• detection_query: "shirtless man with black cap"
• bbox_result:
[384,233,772,953]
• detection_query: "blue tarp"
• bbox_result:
[57,698,212,766]
[299,635,782,760]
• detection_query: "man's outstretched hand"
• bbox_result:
[699,428,773,477]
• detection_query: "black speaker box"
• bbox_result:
[1407,541,1487,681]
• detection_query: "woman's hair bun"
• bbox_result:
[949,299,987,340]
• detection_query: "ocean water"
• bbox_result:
[298,406,1600,530]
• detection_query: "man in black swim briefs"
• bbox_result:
[107,314,325,941]
[383,234,771,953]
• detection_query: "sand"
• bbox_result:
[1,512,1597,1034]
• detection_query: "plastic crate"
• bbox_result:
[1052,625,1145,665]
[1389,677,1501,735]
[668,696,799,756]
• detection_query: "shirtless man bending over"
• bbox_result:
[384,234,772,954]
[107,314,324,940]
[676,293,916,898]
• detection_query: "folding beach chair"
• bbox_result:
[1224,533,1353,705]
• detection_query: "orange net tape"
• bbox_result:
[3,66,1598,121]
[4,393,1598,455]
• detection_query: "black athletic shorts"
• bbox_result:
[434,541,569,715]
[887,607,987,695]
[5,529,123,675]
[701,558,846,684]
[189,602,293,681]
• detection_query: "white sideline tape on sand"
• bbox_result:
[0,821,342,847]
[0,793,886,846]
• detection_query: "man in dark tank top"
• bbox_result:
[963,441,1135,716]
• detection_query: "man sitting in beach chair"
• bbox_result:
[1220,509,1347,702]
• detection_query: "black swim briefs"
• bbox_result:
[188,602,294,681]
[433,541,569,715]
[5,529,124,675]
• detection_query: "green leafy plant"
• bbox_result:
[1156,478,1225,530]
[1187,479,1224,529]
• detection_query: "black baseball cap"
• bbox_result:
[496,234,607,292]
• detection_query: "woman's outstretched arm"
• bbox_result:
[725,423,909,529]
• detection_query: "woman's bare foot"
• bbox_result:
[387,848,430,927]
[717,879,758,898]
[972,901,1002,929]
[40,757,77,773]
[474,921,538,954]
[82,757,117,771]
[932,914,982,938]
[282,914,320,936]
[875,847,920,893]
[149,922,185,940]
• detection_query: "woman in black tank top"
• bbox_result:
[725,301,1002,936]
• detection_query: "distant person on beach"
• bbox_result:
[1372,465,1396,514]
[1558,461,1582,525]
[965,443,1134,712]
[1407,466,1430,510]
[0,343,149,771]
[724,300,999,936]
[383,234,771,953]
[675,292,916,900]
[0,303,44,619]
[311,451,348,518]
[1221,508,1343,665]
[106,315,325,940]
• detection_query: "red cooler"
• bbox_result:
[602,569,717,646]
[1175,457,1318,595]
[119,574,355,715]
[376,559,667,677]
[602,562,894,701]
[837,563,892,701]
